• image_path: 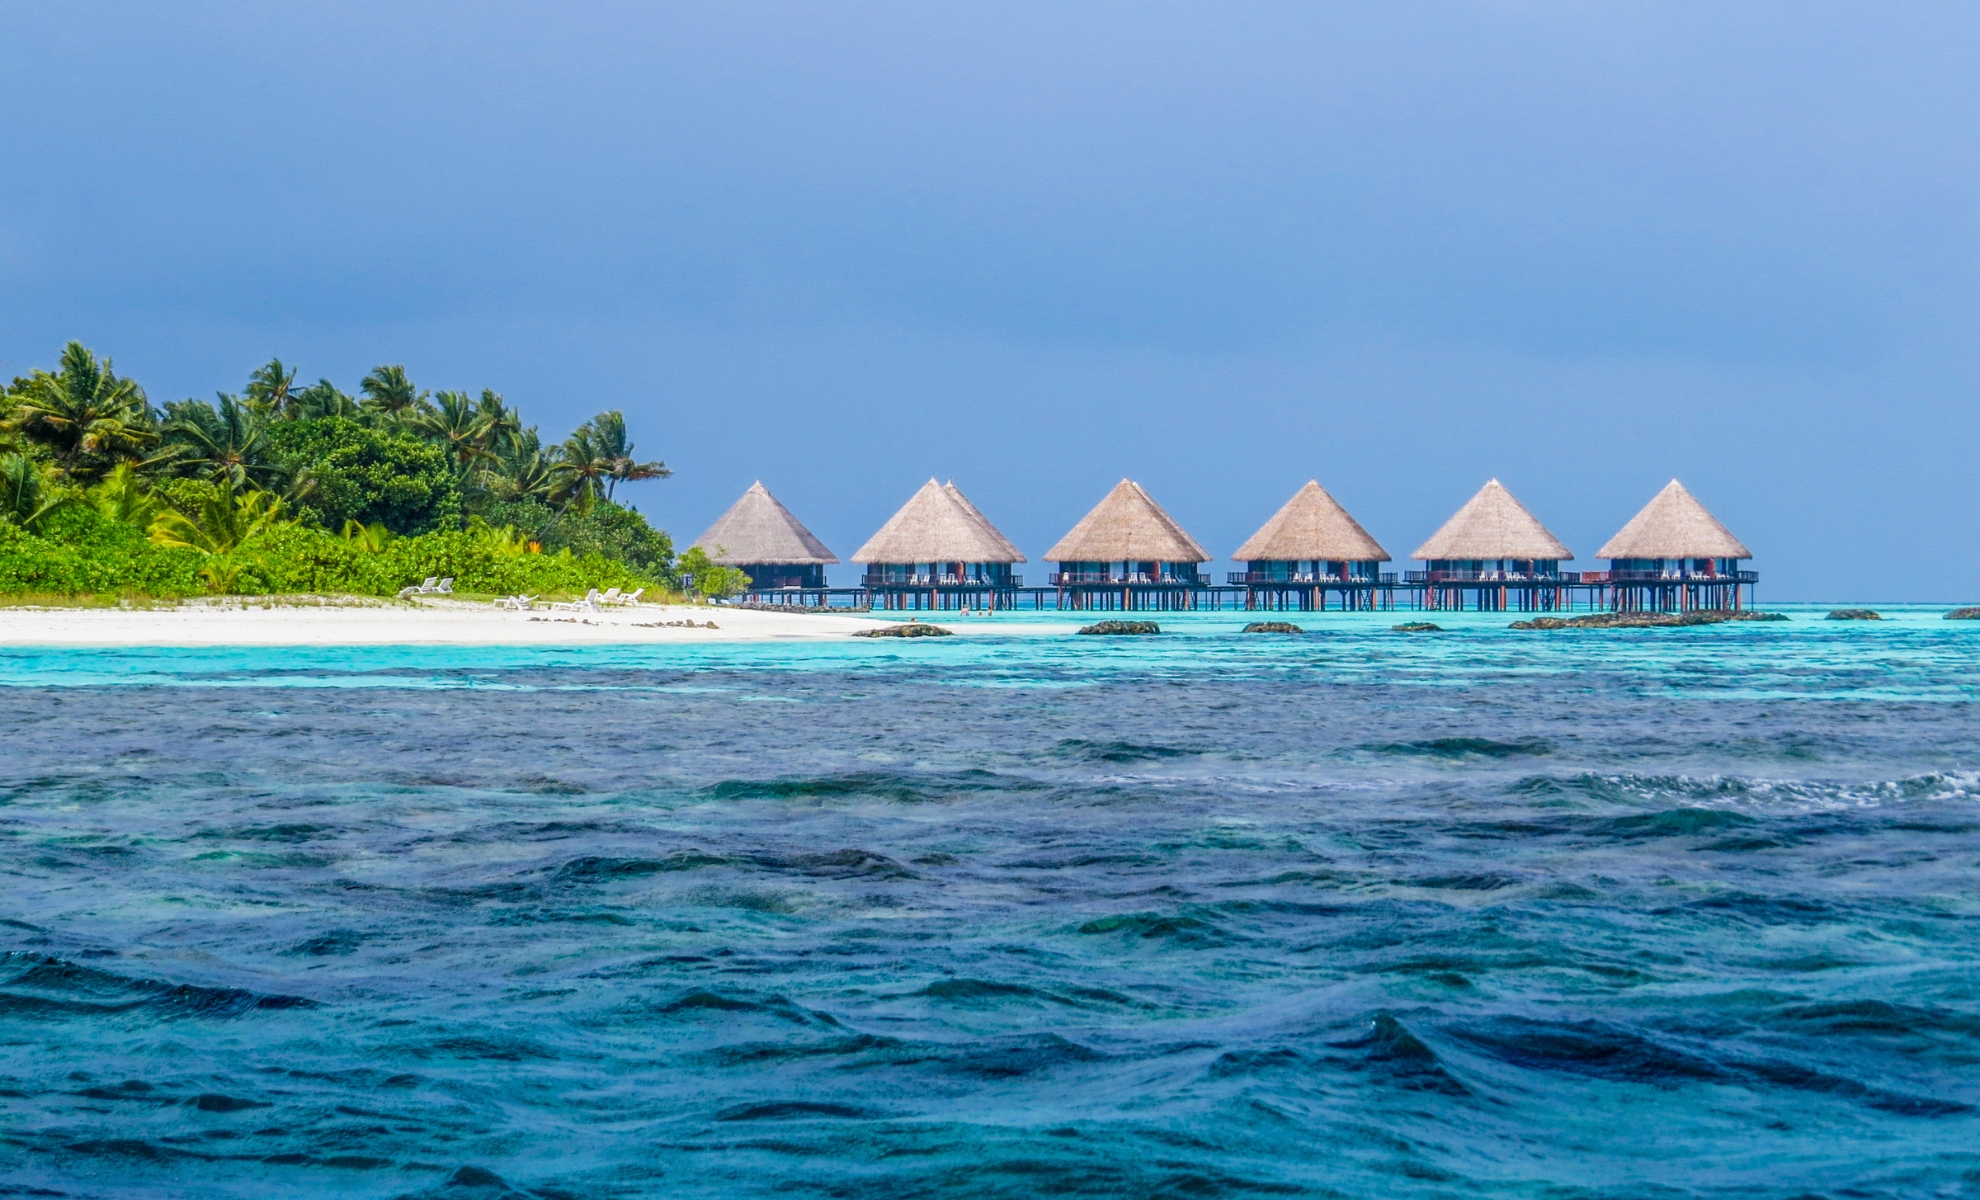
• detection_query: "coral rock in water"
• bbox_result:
[1078,620,1161,635]
[1512,610,1788,630]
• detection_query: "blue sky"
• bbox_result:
[2,2,1974,598]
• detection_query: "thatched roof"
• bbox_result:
[1596,480,1751,559]
[1043,479,1210,563]
[691,481,837,566]
[1233,481,1389,563]
[1411,479,1572,561]
[944,482,1025,562]
[851,479,1024,564]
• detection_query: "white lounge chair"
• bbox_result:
[435,577,455,594]
[598,587,622,606]
[550,589,602,613]
[399,576,440,598]
[493,595,536,611]
[618,588,644,607]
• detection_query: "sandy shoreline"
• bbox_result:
[0,598,898,646]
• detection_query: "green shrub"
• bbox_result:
[269,418,461,535]
[0,511,205,596]
[471,498,559,543]
[151,476,223,516]
[0,504,657,600]
[236,525,398,595]
[474,497,675,575]
[377,531,654,597]
[674,546,750,598]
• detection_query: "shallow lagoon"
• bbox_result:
[1,605,1976,1197]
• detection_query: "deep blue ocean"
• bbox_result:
[2,606,1977,1199]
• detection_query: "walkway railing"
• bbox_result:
[1227,572,1379,585]
[1049,572,1201,586]
[1603,570,1758,584]
[1404,570,1580,584]
[862,574,1022,588]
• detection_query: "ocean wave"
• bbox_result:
[0,952,317,1022]
[1051,738,1208,764]
[903,978,1147,1010]
[714,1100,885,1121]
[1358,737,1556,760]
[1076,912,1228,946]
[553,851,731,881]
[1327,1013,1471,1095]
[703,769,1045,804]
[1446,1014,1971,1116]
[1507,769,1980,811]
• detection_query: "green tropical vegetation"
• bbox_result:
[673,546,752,601]
[0,341,685,600]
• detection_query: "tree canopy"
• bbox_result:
[0,342,681,598]
[3,343,157,480]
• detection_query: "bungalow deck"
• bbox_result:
[745,577,1750,612]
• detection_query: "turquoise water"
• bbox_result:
[1,604,1977,1197]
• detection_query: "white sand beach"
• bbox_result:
[0,598,897,646]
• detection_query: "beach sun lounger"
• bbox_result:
[399,576,440,598]
[549,589,602,613]
[494,595,536,611]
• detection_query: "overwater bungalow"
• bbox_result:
[690,481,838,604]
[851,479,1025,610]
[1044,479,1211,610]
[944,481,1023,563]
[1410,480,1576,611]
[1231,481,1393,611]
[1594,480,1756,612]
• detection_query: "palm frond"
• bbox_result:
[149,481,291,554]
[360,365,429,423]
[4,342,158,480]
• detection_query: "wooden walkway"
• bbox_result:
[739,577,1755,613]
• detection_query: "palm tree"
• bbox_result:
[162,395,287,490]
[90,464,163,528]
[341,519,394,553]
[149,480,290,554]
[283,463,322,505]
[466,515,531,558]
[243,359,300,417]
[291,379,364,421]
[0,453,70,531]
[359,365,429,424]
[552,424,611,509]
[489,427,560,503]
[474,390,522,455]
[580,410,670,500]
[411,390,494,471]
[4,342,158,480]
[554,411,668,506]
